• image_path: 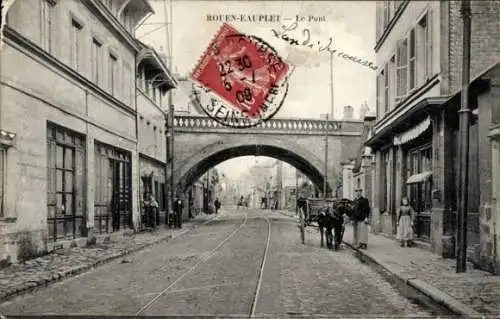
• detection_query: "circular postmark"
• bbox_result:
[190,23,293,128]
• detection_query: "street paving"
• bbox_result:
[0,208,430,316]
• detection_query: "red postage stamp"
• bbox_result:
[190,23,292,125]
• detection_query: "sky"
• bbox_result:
[135,0,376,180]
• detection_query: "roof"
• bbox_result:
[136,41,178,91]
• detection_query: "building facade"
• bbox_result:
[341,114,376,205]
[0,0,179,264]
[136,41,176,228]
[366,0,500,272]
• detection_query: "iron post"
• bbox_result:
[456,0,471,273]
[324,114,328,198]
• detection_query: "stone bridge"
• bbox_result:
[173,115,364,194]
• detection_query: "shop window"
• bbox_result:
[408,144,433,240]
[47,123,86,241]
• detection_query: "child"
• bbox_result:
[397,197,415,247]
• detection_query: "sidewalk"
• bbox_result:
[343,226,500,317]
[0,213,216,303]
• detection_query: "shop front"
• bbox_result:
[366,97,446,243]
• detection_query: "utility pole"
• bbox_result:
[162,0,175,227]
[330,51,335,118]
[295,169,299,215]
[456,0,471,273]
[323,51,334,199]
[324,113,328,198]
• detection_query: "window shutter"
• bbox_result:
[426,9,433,79]
[395,40,402,101]
[376,73,382,118]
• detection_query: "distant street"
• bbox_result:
[0,208,430,316]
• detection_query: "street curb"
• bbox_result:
[0,215,217,304]
[343,241,484,317]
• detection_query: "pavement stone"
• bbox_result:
[343,226,500,317]
[0,213,215,303]
[255,212,430,316]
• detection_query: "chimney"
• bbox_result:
[343,105,353,120]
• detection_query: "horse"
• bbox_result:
[312,199,355,250]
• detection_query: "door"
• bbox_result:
[47,124,85,241]
[95,143,132,232]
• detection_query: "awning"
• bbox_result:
[393,116,431,146]
[406,171,432,184]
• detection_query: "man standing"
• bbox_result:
[352,188,371,249]
[173,194,183,229]
[214,197,221,214]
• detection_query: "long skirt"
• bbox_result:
[397,215,413,241]
[353,221,368,245]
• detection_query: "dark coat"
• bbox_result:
[173,198,183,213]
[352,196,370,221]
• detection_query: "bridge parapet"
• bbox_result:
[174,116,362,135]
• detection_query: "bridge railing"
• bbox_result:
[173,115,359,132]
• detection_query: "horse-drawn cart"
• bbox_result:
[297,197,353,249]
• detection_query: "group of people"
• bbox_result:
[353,189,417,249]
[311,188,416,250]
[143,194,184,230]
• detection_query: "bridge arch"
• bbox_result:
[175,139,333,195]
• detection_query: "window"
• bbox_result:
[47,123,86,241]
[69,19,82,71]
[123,62,132,106]
[91,38,102,85]
[408,144,432,213]
[108,53,118,95]
[40,0,56,53]
[396,39,408,102]
[408,28,416,91]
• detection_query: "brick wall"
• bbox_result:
[447,0,500,94]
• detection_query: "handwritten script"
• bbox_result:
[271,21,378,71]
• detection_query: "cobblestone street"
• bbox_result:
[1,208,430,316]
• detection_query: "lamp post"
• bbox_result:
[456,0,471,273]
